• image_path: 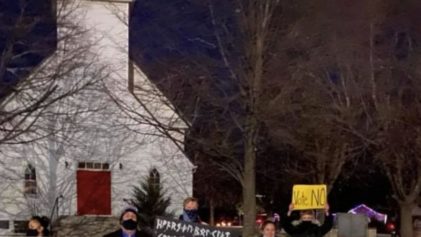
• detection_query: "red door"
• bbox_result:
[77,170,111,215]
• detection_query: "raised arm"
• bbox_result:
[282,203,298,235]
[320,204,333,235]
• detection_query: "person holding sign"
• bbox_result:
[103,206,151,237]
[179,197,204,224]
[282,184,333,237]
[282,203,333,237]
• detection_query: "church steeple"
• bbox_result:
[56,0,133,84]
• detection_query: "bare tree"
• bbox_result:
[120,2,421,236]
[280,1,421,235]
[359,1,421,235]
[109,1,286,236]
[0,0,114,221]
[0,1,197,237]
[193,152,242,225]
[367,28,421,237]
[0,0,102,145]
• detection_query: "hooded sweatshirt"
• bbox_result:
[282,213,333,237]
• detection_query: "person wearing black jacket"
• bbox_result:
[103,206,151,237]
[282,203,333,237]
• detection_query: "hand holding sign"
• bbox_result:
[325,203,330,215]
[155,216,241,237]
[291,184,327,210]
[287,203,294,216]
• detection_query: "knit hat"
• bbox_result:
[119,206,138,222]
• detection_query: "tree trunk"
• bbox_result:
[242,120,257,237]
[209,199,215,226]
[399,202,414,237]
[47,117,58,214]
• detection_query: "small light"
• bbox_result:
[386,222,395,231]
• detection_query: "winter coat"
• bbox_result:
[178,214,202,224]
[25,229,50,236]
[282,214,333,237]
[103,229,152,237]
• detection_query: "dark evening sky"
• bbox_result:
[0,0,234,95]
[0,0,56,89]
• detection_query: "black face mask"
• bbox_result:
[184,209,199,221]
[300,220,316,229]
[26,229,39,236]
[122,219,137,230]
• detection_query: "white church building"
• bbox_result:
[0,0,193,235]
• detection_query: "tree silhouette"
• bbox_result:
[128,169,173,232]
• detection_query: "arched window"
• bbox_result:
[24,164,37,195]
[149,168,160,188]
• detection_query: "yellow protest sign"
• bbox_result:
[292,184,327,210]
